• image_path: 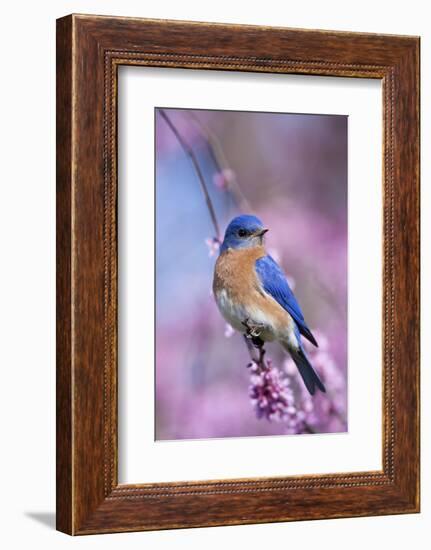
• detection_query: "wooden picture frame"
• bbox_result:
[56,14,420,535]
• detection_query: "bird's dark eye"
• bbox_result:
[238,229,247,238]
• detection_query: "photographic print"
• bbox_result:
[155,107,348,440]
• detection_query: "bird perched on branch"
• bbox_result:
[213,214,325,395]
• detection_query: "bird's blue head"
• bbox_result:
[220,215,268,253]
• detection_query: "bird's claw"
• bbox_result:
[242,318,266,349]
[242,318,265,337]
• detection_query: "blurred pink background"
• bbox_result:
[155,108,347,440]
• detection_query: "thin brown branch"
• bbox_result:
[243,334,268,372]
[158,109,221,241]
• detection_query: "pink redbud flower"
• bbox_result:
[224,324,235,338]
[249,359,302,430]
[213,169,236,190]
[205,237,220,257]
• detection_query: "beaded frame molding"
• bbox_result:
[56,14,420,535]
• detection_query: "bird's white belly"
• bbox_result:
[214,289,276,341]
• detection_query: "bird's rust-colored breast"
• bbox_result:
[213,245,294,337]
[213,245,266,302]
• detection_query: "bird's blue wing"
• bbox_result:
[255,255,318,347]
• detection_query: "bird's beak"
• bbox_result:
[256,228,269,237]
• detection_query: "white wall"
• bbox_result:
[0,1,428,548]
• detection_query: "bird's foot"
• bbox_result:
[242,318,266,349]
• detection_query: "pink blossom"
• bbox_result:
[205,237,220,257]
[213,169,236,190]
[248,359,308,433]
[224,324,235,338]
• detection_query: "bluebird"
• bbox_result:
[213,214,325,395]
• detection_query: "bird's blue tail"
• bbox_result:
[285,345,326,395]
